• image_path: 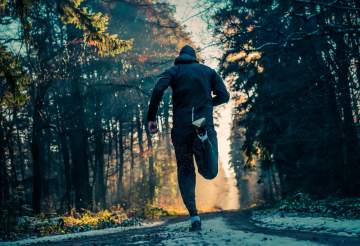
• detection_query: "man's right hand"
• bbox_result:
[148,121,158,134]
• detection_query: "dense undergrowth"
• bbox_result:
[271,193,360,219]
[0,204,173,242]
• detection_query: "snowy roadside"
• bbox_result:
[161,217,324,245]
[4,208,360,246]
[0,221,164,246]
[252,211,360,238]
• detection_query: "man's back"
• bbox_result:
[147,45,229,128]
[171,62,214,111]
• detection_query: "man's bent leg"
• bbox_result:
[193,127,218,180]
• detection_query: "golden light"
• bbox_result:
[257,65,264,73]
[226,51,247,62]
[246,25,254,32]
[245,51,261,62]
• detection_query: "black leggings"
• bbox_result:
[171,126,218,216]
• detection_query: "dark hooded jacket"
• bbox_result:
[147,45,229,127]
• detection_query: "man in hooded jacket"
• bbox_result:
[147,45,229,231]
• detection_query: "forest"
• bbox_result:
[217,0,360,198]
[0,0,359,244]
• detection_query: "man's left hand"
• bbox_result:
[148,121,158,134]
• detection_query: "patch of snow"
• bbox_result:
[0,221,164,246]
[162,217,323,245]
[252,211,360,237]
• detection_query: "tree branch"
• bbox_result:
[295,0,360,11]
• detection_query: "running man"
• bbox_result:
[147,45,229,231]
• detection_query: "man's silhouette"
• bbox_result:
[147,45,229,231]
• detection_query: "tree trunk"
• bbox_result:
[145,125,155,203]
[0,121,9,208]
[60,133,72,210]
[94,117,106,209]
[31,89,46,214]
[136,111,147,204]
[69,82,90,210]
[8,130,18,188]
[162,93,172,159]
[128,119,135,205]
[69,129,90,210]
[16,127,25,182]
[117,120,124,201]
[137,112,147,177]
[336,38,360,195]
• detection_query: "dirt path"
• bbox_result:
[10,210,360,246]
[222,210,360,246]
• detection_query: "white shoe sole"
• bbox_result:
[192,117,206,128]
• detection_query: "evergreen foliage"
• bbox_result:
[212,0,360,196]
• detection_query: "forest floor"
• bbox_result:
[3,209,360,246]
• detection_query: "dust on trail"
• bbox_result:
[196,161,239,212]
[157,161,240,215]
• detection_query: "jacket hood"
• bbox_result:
[174,45,198,65]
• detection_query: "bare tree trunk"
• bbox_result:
[336,38,360,195]
[136,110,147,204]
[55,101,72,211]
[31,87,47,214]
[94,105,106,209]
[162,93,172,159]
[69,81,90,210]
[8,130,18,188]
[145,125,155,204]
[117,120,124,202]
[16,127,25,182]
[137,112,146,177]
[128,119,135,206]
[60,133,71,210]
[0,121,9,208]
[106,121,113,205]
